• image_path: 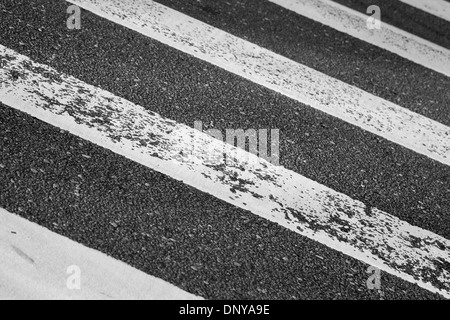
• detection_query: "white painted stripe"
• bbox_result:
[70,0,450,78]
[0,208,202,300]
[399,0,450,22]
[269,0,450,76]
[67,0,450,167]
[1,45,449,298]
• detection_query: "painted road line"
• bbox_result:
[0,208,202,300]
[268,0,450,77]
[399,0,450,23]
[67,0,450,167]
[1,45,449,298]
[69,0,450,78]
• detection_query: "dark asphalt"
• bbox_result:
[0,0,448,299]
[332,0,450,49]
[0,104,442,300]
[155,0,450,126]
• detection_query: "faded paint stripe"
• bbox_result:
[0,208,202,300]
[1,45,449,298]
[269,0,450,76]
[66,0,450,167]
[399,0,450,23]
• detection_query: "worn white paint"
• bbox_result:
[65,0,450,166]
[269,0,450,77]
[0,208,202,300]
[399,0,450,22]
[1,45,449,298]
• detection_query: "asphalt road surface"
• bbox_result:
[0,0,449,300]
